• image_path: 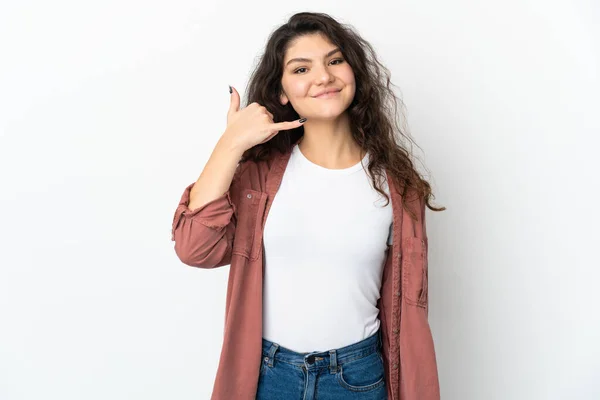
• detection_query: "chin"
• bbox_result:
[301,111,342,121]
[318,107,350,120]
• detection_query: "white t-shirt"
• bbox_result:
[262,143,394,352]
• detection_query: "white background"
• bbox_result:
[1,1,599,399]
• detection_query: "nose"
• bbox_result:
[314,65,335,85]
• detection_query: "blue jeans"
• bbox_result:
[257,327,387,399]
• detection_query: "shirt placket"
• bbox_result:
[389,250,401,400]
[387,169,402,400]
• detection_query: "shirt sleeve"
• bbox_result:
[171,163,244,268]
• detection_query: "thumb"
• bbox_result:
[227,85,240,119]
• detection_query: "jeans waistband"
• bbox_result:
[261,327,382,372]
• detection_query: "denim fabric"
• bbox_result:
[256,327,387,399]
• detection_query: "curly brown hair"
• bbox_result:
[238,11,445,220]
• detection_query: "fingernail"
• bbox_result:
[298,117,307,123]
[228,85,232,94]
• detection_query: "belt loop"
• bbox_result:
[378,326,382,348]
[267,343,279,367]
[329,350,338,374]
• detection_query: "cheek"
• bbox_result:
[342,67,355,86]
[288,80,311,97]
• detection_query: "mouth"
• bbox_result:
[313,89,341,99]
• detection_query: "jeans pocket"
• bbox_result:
[336,351,386,392]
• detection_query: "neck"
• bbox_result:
[297,113,364,169]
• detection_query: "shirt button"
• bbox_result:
[395,291,401,296]
[247,194,252,199]
[392,363,398,369]
[393,328,399,334]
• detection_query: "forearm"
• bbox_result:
[188,136,245,211]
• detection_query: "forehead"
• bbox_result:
[284,33,335,60]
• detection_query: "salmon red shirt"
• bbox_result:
[171,141,440,400]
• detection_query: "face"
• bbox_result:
[280,33,356,121]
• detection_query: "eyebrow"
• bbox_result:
[285,48,342,67]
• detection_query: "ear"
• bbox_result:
[280,92,289,106]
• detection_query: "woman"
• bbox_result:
[171,11,445,400]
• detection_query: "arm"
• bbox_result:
[171,138,246,268]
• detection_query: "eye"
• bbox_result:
[293,58,345,74]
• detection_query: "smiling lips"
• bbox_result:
[313,88,341,99]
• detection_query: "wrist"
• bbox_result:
[218,135,245,155]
